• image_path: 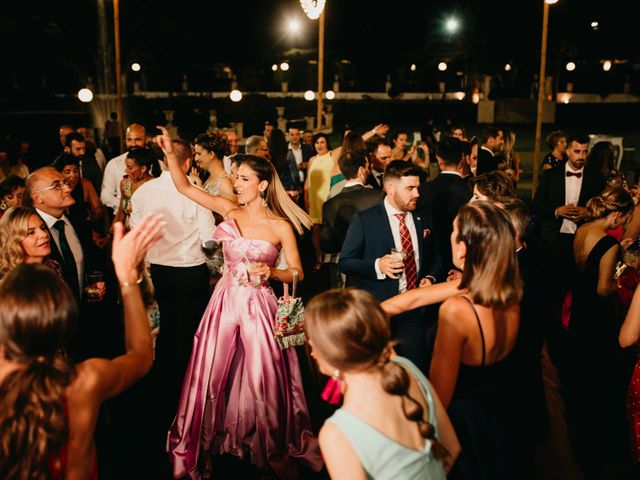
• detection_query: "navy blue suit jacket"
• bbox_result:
[338,202,425,302]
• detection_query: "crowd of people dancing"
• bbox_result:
[2,118,640,480]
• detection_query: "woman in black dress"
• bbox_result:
[568,187,636,477]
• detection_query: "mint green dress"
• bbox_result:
[325,356,446,480]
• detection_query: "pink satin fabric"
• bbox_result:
[167,220,322,479]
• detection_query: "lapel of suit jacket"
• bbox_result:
[377,203,395,252]
[411,212,424,273]
[37,212,64,265]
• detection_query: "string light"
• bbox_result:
[300,0,326,20]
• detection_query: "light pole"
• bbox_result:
[113,0,124,151]
[300,0,326,131]
[532,0,558,195]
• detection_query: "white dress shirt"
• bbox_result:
[222,154,236,175]
[36,208,84,291]
[288,143,305,183]
[374,197,420,292]
[560,163,584,234]
[130,172,217,267]
[100,152,128,212]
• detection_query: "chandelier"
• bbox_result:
[299,0,326,19]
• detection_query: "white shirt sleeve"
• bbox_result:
[101,158,122,212]
[196,204,217,246]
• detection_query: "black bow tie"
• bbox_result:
[566,171,582,178]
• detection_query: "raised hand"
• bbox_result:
[112,213,165,283]
[154,125,174,156]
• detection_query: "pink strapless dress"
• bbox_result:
[167,219,322,479]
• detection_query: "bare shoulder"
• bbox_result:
[319,421,352,452]
[70,359,111,398]
[440,295,471,320]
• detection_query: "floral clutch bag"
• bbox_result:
[275,268,306,349]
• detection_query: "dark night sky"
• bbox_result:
[2,0,639,95]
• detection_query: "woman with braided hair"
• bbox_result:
[0,213,164,479]
[305,288,460,479]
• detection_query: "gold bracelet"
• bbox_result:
[119,276,143,289]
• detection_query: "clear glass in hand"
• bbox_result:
[85,271,105,302]
[390,248,406,261]
[244,257,263,286]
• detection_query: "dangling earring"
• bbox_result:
[259,189,267,207]
[332,369,341,380]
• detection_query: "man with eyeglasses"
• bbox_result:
[26,167,103,357]
[244,135,270,160]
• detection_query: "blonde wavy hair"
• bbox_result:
[0,207,42,275]
[235,154,312,234]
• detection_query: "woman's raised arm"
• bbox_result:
[154,126,237,217]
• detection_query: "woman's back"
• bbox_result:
[326,356,446,480]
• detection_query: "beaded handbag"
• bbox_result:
[274,268,306,349]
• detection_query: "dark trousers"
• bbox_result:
[150,262,210,424]
[391,308,428,374]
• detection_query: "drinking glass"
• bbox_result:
[85,271,105,302]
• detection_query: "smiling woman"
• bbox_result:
[0,206,60,279]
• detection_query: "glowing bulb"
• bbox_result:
[288,20,301,33]
[591,21,599,28]
[566,62,576,72]
[272,64,278,71]
[229,89,242,102]
[77,88,93,103]
[280,62,290,71]
[325,90,335,100]
[438,62,447,72]
[410,64,417,72]
[304,90,315,101]
[445,18,459,33]
[603,60,612,72]
[504,64,512,72]
[131,63,141,72]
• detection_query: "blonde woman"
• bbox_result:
[155,127,323,479]
[0,206,60,278]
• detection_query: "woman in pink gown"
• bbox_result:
[155,128,322,479]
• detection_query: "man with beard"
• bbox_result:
[339,160,429,371]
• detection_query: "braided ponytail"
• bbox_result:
[378,345,450,460]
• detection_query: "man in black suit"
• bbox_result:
[339,161,429,371]
[476,126,504,175]
[321,150,384,287]
[26,167,106,358]
[532,134,605,287]
[417,137,472,284]
[287,126,314,184]
[532,134,605,375]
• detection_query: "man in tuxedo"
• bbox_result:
[532,134,605,375]
[417,137,472,284]
[26,167,105,358]
[476,126,504,175]
[339,160,429,371]
[532,134,605,287]
[365,139,392,189]
[321,150,384,286]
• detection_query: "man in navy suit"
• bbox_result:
[287,126,314,184]
[339,160,429,371]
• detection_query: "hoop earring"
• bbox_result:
[259,189,267,207]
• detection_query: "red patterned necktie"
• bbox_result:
[394,213,418,290]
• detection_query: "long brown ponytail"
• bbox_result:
[0,264,77,479]
[305,288,449,460]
